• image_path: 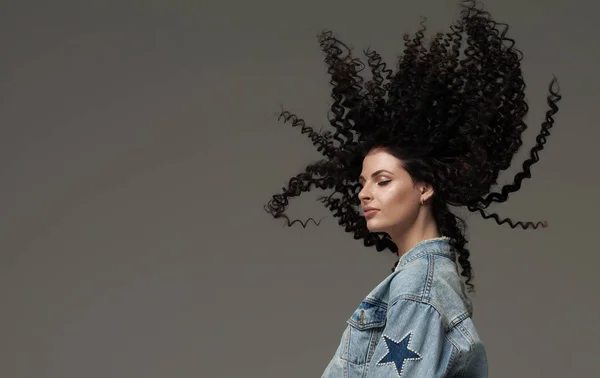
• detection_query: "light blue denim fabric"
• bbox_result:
[322,237,488,377]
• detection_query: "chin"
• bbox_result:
[365,220,388,234]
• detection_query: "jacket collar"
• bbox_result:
[394,236,454,271]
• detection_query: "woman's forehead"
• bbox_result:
[360,151,404,177]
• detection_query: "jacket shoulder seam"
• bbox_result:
[389,296,472,334]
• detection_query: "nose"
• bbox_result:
[358,186,371,202]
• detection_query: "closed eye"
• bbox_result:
[378,180,391,186]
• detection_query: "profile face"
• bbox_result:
[358,149,422,234]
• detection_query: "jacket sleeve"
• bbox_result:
[366,298,458,377]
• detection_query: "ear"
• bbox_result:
[418,182,435,202]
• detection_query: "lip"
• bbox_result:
[363,209,379,218]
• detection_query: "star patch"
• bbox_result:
[376,332,422,377]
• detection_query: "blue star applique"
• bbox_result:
[376,333,422,377]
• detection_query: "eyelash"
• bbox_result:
[358,180,391,189]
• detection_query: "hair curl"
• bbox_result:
[264,0,562,292]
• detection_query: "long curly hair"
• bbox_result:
[263,0,562,292]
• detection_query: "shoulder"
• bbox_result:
[389,254,473,329]
[382,254,486,372]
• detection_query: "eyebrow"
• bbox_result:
[358,169,394,183]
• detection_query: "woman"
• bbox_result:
[264,1,561,376]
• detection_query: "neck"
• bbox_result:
[389,206,441,258]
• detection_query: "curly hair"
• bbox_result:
[263,0,562,292]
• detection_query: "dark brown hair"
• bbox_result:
[264,0,562,291]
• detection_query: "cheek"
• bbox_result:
[378,186,419,221]
[383,185,416,209]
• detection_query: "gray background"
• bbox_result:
[1,0,598,377]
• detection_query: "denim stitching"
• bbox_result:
[423,254,435,301]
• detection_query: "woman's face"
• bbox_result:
[358,149,423,234]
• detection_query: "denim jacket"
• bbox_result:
[322,237,488,377]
